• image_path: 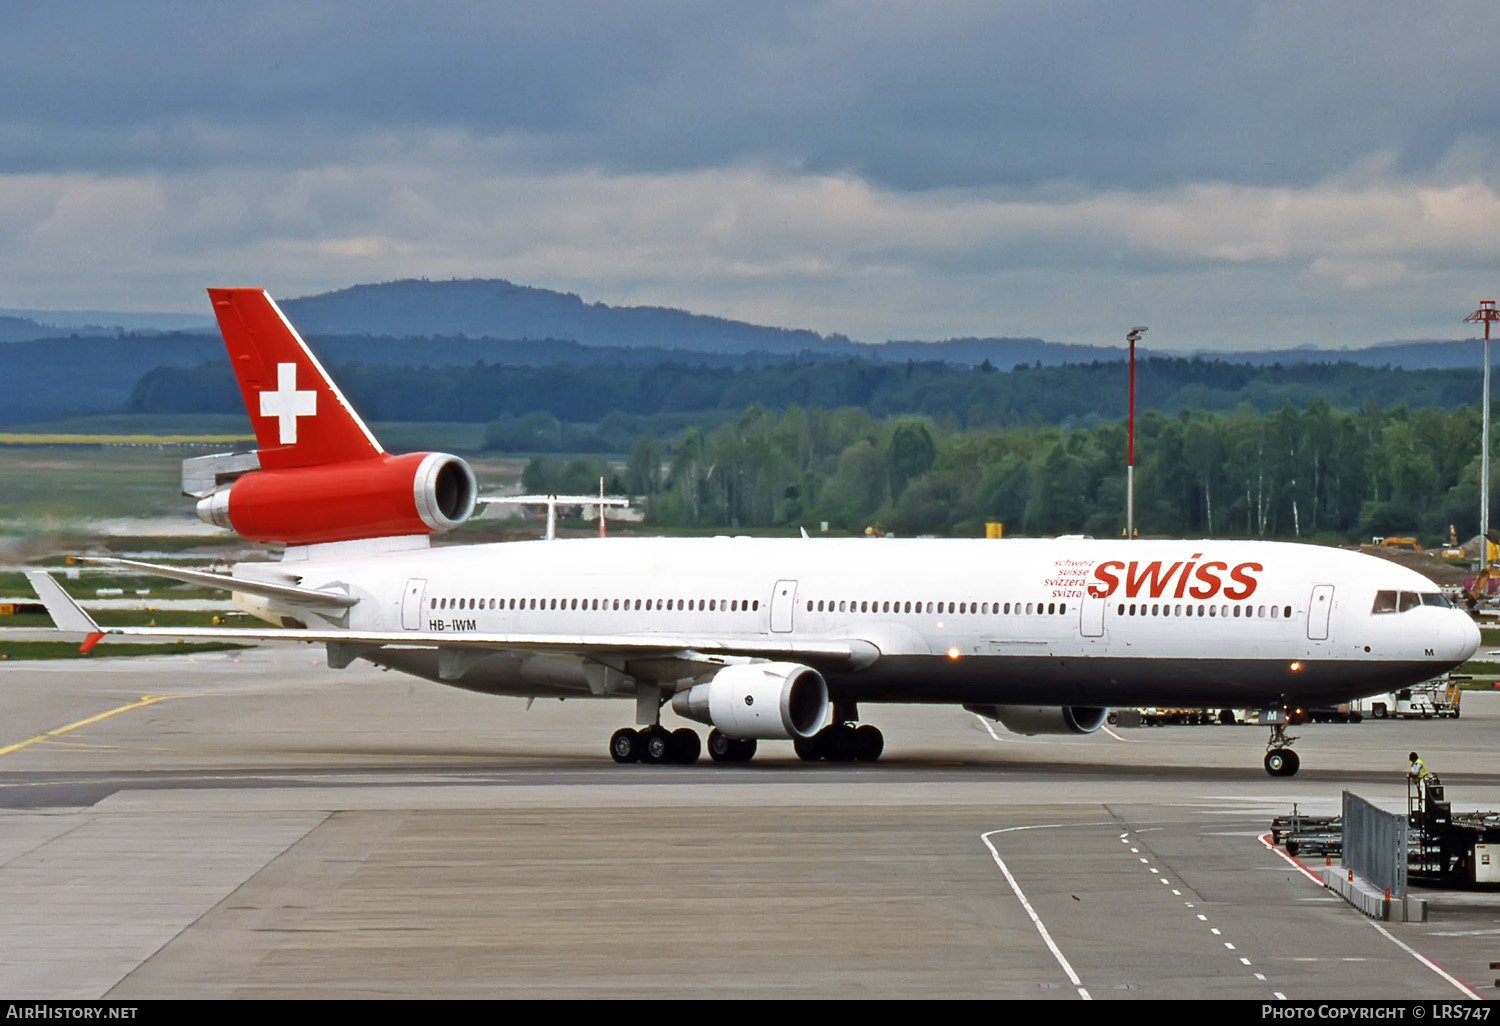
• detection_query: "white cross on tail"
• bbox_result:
[260,362,317,444]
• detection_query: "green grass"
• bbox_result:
[1456,661,1500,676]
[0,641,249,660]
[2,609,243,629]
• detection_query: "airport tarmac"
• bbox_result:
[0,644,1497,1000]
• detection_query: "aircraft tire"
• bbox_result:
[642,726,673,764]
[817,723,858,762]
[670,728,701,764]
[707,729,734,763]
[854,724,884,762]
[794,735,822,761]
[1264,750,1301,777]
[610,727,642,764]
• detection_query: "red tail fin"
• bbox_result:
[208,288,383,469]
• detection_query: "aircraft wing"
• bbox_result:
[26,571,877,673]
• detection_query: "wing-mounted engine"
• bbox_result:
[964,704,1109,736]
[188,450,477,546]
[671,662,830,740]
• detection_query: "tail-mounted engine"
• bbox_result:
[963,704,1109,736]
[671,662,830,740]
[185,450,477,546]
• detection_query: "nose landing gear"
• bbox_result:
[1264,711,1301,777]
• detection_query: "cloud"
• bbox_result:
[2,2,1498,348]
[2,140,1497,348]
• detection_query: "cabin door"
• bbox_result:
[770,579,798,633]
[1079,589,1106,637]
[1306,584,1333,641]
[402,578,427,631]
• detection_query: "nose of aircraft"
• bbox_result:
[1442,613,1481,664]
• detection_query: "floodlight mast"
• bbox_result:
[1465,301,1500,569]
[1126,326,1148,539]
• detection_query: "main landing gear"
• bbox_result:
[794,701,884,763]
[609,726,702,765]
[604,726,758,764]
[794,722,884,762]
[1264,716,1301,777]
[606,696,885,766]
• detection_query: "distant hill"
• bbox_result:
[1206,339,1486,371]
[278,278,1478,370]
[0,276,1489,426]
[0,315,53,343]
[279,279,854,356]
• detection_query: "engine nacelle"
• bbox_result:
[197,451,477,545]
[963,704,1109,736]
[671,662,830,740]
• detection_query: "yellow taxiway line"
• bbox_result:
[0,694,176,757]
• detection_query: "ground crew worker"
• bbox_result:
[1408,751,1429,781]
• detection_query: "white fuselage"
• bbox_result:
[245,535,1480,710]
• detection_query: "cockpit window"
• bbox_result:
[1373,589,1451,613]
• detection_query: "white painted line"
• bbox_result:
[1366,920,1482,1001]
[1257,831,1482,999]
[1256,832,1323,884]
[981,831,1091,1001]
[971,714,1010,742]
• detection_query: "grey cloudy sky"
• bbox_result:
[3,1,1498,348]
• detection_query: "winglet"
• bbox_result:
[27,571,105,652]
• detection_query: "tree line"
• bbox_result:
[559,399,1488,543]
[129,354,1487,430]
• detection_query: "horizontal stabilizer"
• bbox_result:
[87,557,359,609]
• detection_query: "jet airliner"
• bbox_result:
[27,289,1481,776]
